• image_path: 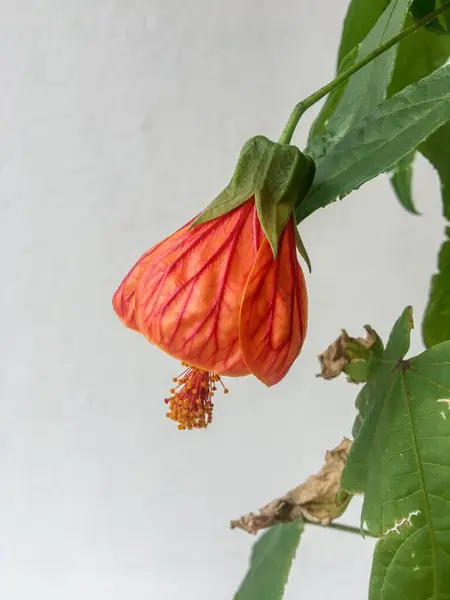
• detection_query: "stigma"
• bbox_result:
[164,362,229,430]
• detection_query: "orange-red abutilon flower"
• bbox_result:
[113,199,307,428]
[113,136,314,430]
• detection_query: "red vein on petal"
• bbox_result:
[137,221,230,324]
[163,278,197,346]
[160,207,251,319]
[239,221,306,385]
[139,203,253,324]
[113,216,204,328]
[269,225,305,379]
[133,201,257,375]
[269,226,301,373]
[177,212,248,348]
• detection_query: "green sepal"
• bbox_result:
[293,217,312,273]
[192,135,316,257]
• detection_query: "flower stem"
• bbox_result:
[278,1,450,145]
[305,520,378,538]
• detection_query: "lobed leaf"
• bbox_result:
[307,0,411,163]
[388,14,450,214]
[386,12,450,352]
[297,65,450,221]
[327,0,412,142]
[343,307,450,599]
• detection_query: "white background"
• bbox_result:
[0,1,445,599]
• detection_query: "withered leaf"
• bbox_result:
[231,439,352,535]
[317,326,381,382]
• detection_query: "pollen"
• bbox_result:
[164,363,229,430]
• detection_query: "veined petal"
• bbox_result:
[113,248,158,331]
[112,219,196,331]
[239,219,307,386]
[135,200,262,376]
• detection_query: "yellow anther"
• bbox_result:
[164,363,230,430]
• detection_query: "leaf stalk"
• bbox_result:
[305,520,378,538]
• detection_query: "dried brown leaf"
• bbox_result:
[317,326,378,381]
[317,330,350,380]
[231,439,352,535]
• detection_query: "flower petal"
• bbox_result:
[113,249,156,331]
[112,220,195,331]
[239,220,307,386]
[135,200,261,376]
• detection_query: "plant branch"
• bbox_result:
[305,520,378,538]
[278,1,450,144]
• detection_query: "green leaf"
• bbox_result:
[411,0,450,34]
[420,123,450,220]
[350,307,413,442]
[327,0,412,141]
[388,14,450,216]
[307,46,358,160]
[390,151,420,214]
[342,307,450,599]
[293,218,312,273]
[344,359,372,383]
[423,227,450,347]
[308,0,411,163]
[389,16,450,96]
[387,12,450,343]
[344,328,385,384]
[337,0,391,66]
[235,521,303,600]
[297,65,450,222]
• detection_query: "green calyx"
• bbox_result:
[192,135,315,263]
